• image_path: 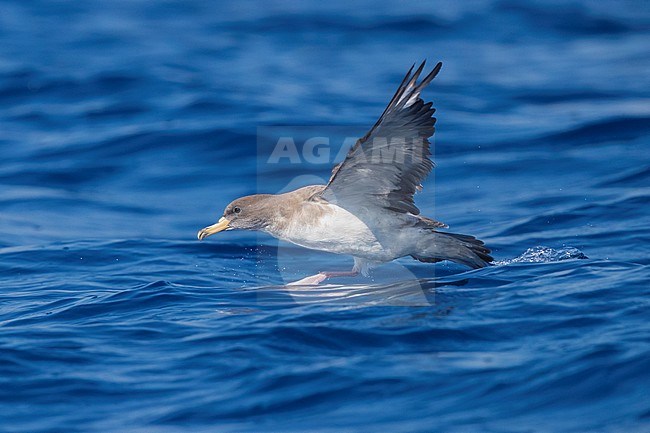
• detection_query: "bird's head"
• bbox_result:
[197,194,272,240]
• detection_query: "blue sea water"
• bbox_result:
[1,0,649,431]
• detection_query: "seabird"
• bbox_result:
[198,61,493,285]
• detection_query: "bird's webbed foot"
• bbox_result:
[287,269,359,286]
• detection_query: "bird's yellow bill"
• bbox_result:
[197,217,230,240]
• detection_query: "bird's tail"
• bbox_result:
[411,231,493,269]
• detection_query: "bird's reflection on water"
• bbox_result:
[248,277,469,307]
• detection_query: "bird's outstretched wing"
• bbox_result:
[316,61,442,215]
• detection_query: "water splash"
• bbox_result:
[496,246,589,265]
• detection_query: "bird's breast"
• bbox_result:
[269,202,392,259]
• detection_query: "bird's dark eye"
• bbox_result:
[233,206,241,214]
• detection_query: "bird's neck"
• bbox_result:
[256,185,327,238]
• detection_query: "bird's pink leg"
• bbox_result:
[287,269,360,286]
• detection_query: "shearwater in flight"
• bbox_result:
[198,61,493,285]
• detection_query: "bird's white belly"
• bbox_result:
[275,203,394,260]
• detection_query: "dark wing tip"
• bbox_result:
[416,61,443,91]
[409,61,427,86]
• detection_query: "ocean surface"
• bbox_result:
[1,1,649,432]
